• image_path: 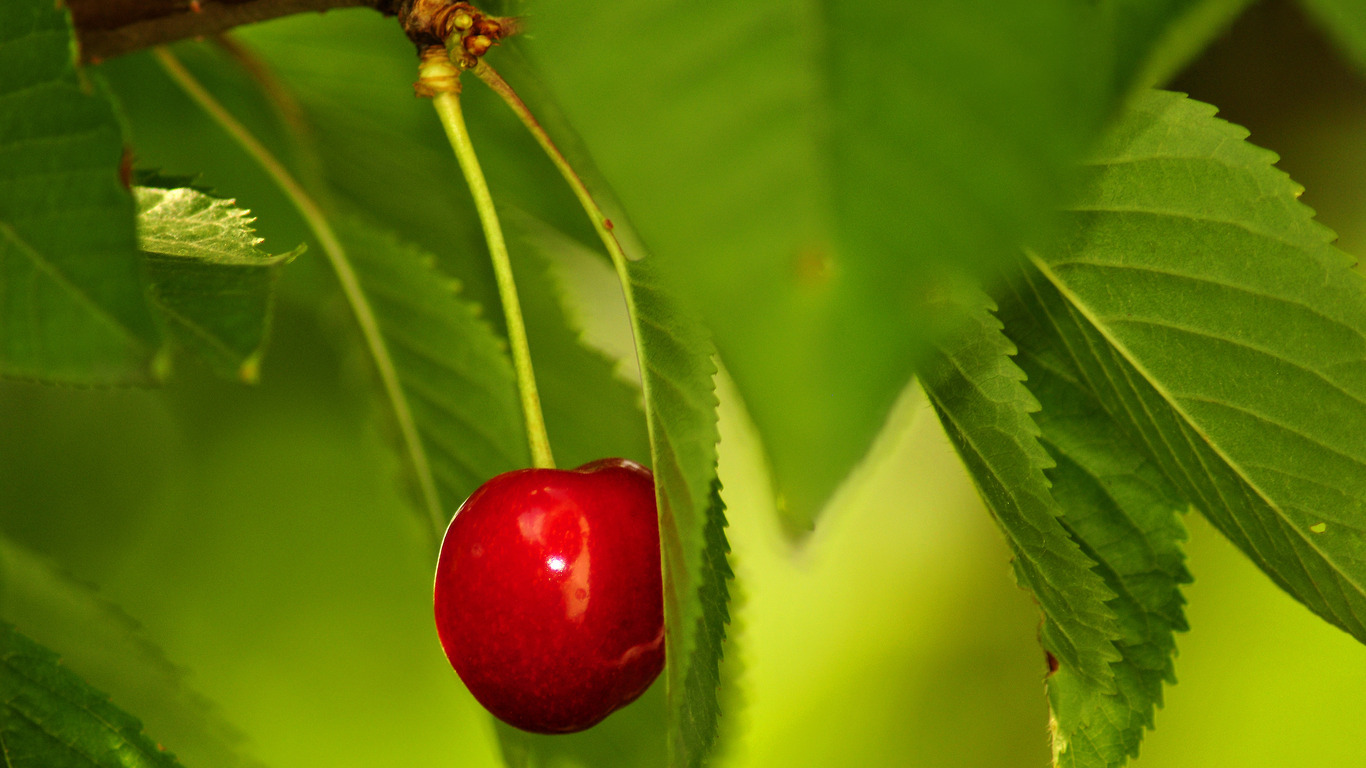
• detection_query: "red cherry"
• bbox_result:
[433,458,664,734]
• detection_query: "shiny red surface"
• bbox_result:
[433,458,664,734]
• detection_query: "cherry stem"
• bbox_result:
[155,46,450,544]
[470,61,642,347]
[420,49,556,470]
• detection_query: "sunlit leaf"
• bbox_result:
[1030,89,1366,647]
[0,621,185,768]
[998,279,1191,768]
[136,185,300,382]
[0,0,164,383]
[919,294,1122,687]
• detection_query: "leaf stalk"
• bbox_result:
[418,47,556,470]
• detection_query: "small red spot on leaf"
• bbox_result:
[1045,651,1059,676]
[794,243,833,286]
[118,146,134,190]
[603,219,614,231]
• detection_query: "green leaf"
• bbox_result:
[997,279,1191,768]
[136,185,300,383]
[1030,89,1366,648]
[1299,0,1366,75]
[0,621,185,768]
[621,258,729,768]
[0,0,164,383]
[0,537,262,768]
[509,0,1214,529]
[338,218,529,531]
[919,294,1122,688]
[674,478,731,767]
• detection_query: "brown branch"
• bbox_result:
[69,0,403,62]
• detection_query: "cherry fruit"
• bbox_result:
[433,458,664,734]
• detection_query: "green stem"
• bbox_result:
[420,51,555,470]
[472,62,637,290]
[470,62,657,440]
[154,46,449,543]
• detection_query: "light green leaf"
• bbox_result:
[338,218,529,530]
[0,0,164,383]
[510,0,1214,529]
[0,537,262,768]
[919,294,1122,688]
[1299,0,1366,75]
[0,621,185,768]
[1031,89,1366,647]
[997,278,1191,768]
[136,185,300,382]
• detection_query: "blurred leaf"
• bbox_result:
[136,185,300,382]
[0,621,185,767]
[0,537,263,768]
[919,294,1121,687]
[339,218,529,532]
[1299,0,1366,74]
[509,0,1217,529]
[0,0,164,383]
[997,278,1191,767]
[1128,0,1258,88]
[624,258,727,768]
[1030,89,1366,647]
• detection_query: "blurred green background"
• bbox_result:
[3,0,1366,766]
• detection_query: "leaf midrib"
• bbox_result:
[1026,251,1366,603]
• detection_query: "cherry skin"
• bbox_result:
[433,458,664,734]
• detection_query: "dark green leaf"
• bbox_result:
[136,185,300,382]
[0,621,184,768]
[622,258,729,768]
[920,294,1122,688]
[1031,89,1366,647]
[0,537,262,768]
[0,0,164,383]
[998,279,1191,768]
